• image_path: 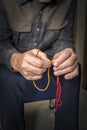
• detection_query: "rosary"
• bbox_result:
[33,49,62,109]
[33,49,51,92]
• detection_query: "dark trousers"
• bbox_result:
[0,65,81,130]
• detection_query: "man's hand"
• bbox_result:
[52,48,79,79]
[10,49,51,80]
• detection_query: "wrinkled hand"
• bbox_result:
[10,49,50,80]
[52,48,79,79]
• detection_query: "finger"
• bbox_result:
[52,49,73,66]
[53,61,78,76]
[30,75,42,80]
[37,50,51,67]
[31,49,51,67]
[55,54,77,70]
[24,53,47,69]
[22,74,42,80]
[64,66,79,80]
[20,61,46,75]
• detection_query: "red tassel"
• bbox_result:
[55,76,62,111]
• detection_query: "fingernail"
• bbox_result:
[54,62,58,66]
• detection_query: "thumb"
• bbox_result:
[38,51,49,61]
[38,50,51,67]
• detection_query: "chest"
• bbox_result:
[3,0,71,32]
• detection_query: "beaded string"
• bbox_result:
[33,49,51,91]
[33,49,62,108]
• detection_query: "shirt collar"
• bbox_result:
[18,0,29,5]
[18,0,59,5]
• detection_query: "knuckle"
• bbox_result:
[23,71,27,76]
[33,75,42,80]
[67,48,73,53]
[37,69,44,75]
[72,67,79,78]
[37,75,42,80]
[29,76,34,80]
[43,53,47,57]
[70,65,78,74]
[24,53,29,57]
[75,61,78,66]
[75,54,78,59]
[23,75,30,80]
[73,53,78,60]
[68,67,73,72]
[21,62,26,69]
[38,63,43,68]
[68,59,73,66]
[65,48,71,53]
[76,67,79,75]
[64,52,69,58]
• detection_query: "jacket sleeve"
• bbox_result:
[53,0,77,54]
[0,0,18,69]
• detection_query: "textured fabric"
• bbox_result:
[0,64,81,130]
[0,0,76,69]
[54,66,81,130]
[0,65,56,102]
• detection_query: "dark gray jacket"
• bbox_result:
[0,0,76,69]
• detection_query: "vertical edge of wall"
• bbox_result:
[82,5,87,89]
[76,0,87,87]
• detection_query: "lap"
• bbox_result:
[0,65,56,102]
[0,64,81,103]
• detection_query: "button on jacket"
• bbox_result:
[0,0,76,69]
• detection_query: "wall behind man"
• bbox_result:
[76,0,87,87]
